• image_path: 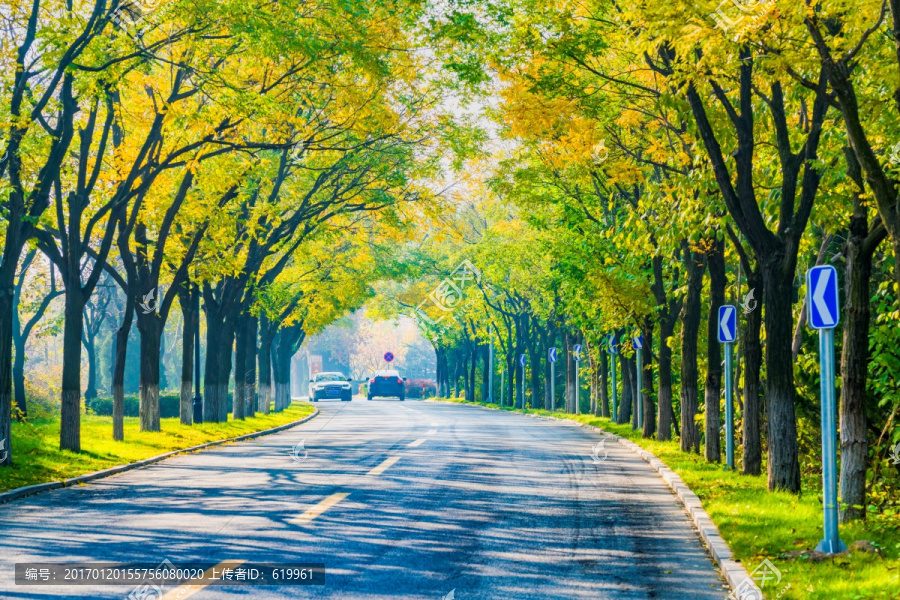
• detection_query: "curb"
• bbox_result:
[428,400,763,600]
[0,408,320,506]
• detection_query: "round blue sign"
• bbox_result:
[384,352,394,362]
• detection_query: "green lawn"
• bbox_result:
[0,402,315,494]
[432,398,900,600]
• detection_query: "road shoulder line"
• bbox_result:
[427,400,762,600]
[0,408,320,506]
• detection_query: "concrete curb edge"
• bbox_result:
[0,407,320,505]
[427,400,763,600]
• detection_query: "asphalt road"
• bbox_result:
[0,399,729,599]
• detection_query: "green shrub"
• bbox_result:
[87,394,181,418]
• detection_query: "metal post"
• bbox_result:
[575,359,580,415]
[500,368,504,408]
[635,348,642,430]
[488,337,494,403]
[816,327,846,554]
[551,360,555,411]
[192,285,203,424]
[725,341,734,469]
[611,356,617,423]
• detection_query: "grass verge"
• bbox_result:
[432,397,900,600]
[0,402,315,494]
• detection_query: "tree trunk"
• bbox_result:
[112,300,134,441]
[60,290,85,452]
[681,247,705,453]
[839,149,885,521]
[762,261,801,492]
[203,317,223,422]
[258,314,273,414]
[617,350,634,425]
[0,289,13,466]
[641,320,656,439]
[219,326,234,421]
[651,251,681,441]
[565,331,575,413]
[233,314,247,420]
[705,236,726,462]
[84,340,98,403]
[136,311,163,433]
[589,342,599,416]
[742,267,763,475]
[12,337,26,419]
[178,284,195,425]
[245,314,258,418]
[599,346,610,417]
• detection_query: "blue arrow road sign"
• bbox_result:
[608,334,619,355]
[549,347,557,363]
[520,354,526,366]
[632,335,643,350]
[807,265,840,329]
[573,344,582,361]
[718,305,737,343]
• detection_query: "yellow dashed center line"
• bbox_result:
[291,492,350,526]
[407,438,426,448]
[366,455,401,476]
[161,560,245,600]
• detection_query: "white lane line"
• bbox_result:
[426,429,437,435]
[407,438,426,448]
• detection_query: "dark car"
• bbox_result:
[308,372,353,402]
[367,369,407,401]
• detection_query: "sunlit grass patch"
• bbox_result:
[1,403,315,494]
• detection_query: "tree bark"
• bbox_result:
[258,314,273,414]
[233,314,247,420]
[60,289,86,452]
[652,253,681,441]
[178,283,195,425]
[641,319,656,439]
[245,314,258,418]
[839,148,886,521]
[681,246,705,453]
[617,350,634,425]
[599,345,610,418]
[137,316,162,432]
[705,236,726,462]
[84,340,98,403]
[742,267,763,474]
[565,331,576,413]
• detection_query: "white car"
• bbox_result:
[308,372,353,402]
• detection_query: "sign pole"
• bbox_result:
[806,265,846,554]
[818,325,844,553]
[725,340,734,469]
[718,305,738,469]
[549,348,557,411]
[500,367,504,408]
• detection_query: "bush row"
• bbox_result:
[86,394,183,419]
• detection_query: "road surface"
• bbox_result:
[0,399,729,599]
